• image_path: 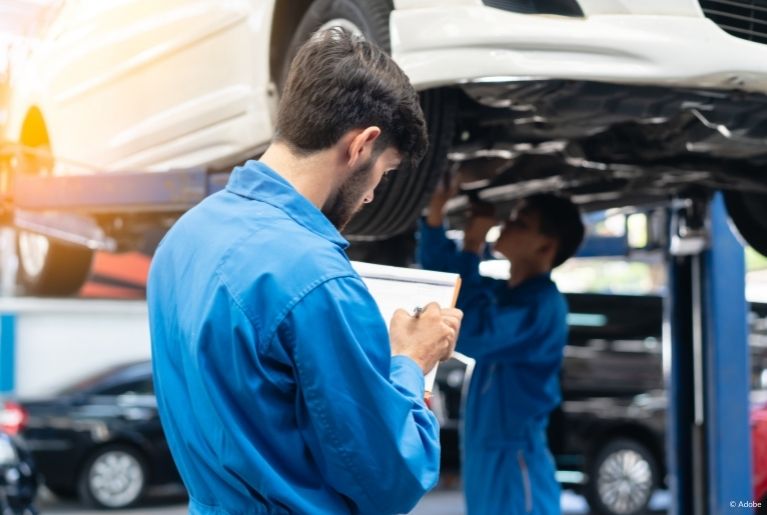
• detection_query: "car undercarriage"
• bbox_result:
[448,79,767,203]
[407,79,766,256]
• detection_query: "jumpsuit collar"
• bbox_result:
[498,272,553,298]
[226,160,349,249]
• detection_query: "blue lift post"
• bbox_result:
[667,193,753,515]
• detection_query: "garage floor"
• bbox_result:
[36,485,671,514]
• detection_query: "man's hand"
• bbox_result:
[425,176,459,228]
[462,202,497,254]
[390,303,464,374]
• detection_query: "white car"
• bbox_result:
[5,0,767,294]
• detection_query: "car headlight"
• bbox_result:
[0,435,18,466]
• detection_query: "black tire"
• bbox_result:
[280,0,456,239]
[77,444,147,510]
[724,190,767,257]
[16,131,94,297]
[279,0,394,90]
[16,232,93,297]
[345,229,417,266]
[585,438,658,515]
[345,88,456,239]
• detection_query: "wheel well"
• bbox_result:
[20,106,49,147]
[269,0,313,86]
[590,423,667,482]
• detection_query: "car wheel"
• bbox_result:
[280,0,456,240]
[585,438,658,515]
[77,444,147,509]
[16,121,93,296]
[17,231,94,296]
[724,190,767,257]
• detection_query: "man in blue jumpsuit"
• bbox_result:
[147,29,463,514]
[419,187,584,514]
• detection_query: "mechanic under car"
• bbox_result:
[419,185,584,515]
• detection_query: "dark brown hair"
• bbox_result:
[525,194,585,268]
[275,27,428,169]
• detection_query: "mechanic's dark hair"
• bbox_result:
[524,194,585,268]
[275,27,428,169]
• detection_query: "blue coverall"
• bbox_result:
[147,161,441,514]
[419,222,568,515]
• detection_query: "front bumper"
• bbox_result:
[391,6,767,94]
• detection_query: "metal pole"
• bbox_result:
[665,193,753,515]
[666,250,698,515]
[701,193,752,514]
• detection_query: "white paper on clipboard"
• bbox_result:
[351,261,461,392]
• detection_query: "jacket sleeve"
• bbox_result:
[417,220,484,286]
[282,275,440,514]
[455,286,563,363]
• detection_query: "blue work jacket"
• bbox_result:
[147,161,440,514]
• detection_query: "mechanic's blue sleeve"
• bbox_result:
[455,286,562,363]
[417,220,484,286]
[283,275,440,514]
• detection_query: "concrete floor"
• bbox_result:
[36,484,671,514]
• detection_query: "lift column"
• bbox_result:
[666,193,753,515]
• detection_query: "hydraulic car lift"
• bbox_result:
[519,193,755,514]
[666,194,753,515]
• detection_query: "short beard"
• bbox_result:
[322,158,375,231]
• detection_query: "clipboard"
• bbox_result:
[351,261,462,392]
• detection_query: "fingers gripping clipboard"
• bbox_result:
[351,261,462,393]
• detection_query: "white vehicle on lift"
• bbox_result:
[5,0,767,298]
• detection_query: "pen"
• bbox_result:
[412,306,424,319]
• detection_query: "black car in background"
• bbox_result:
[0,429,39,515]
[432,293,767,515]
[0,362,180,509]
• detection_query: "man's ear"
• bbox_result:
[537,237,558,264]
[347,126,381,167]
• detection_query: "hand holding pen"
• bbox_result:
[389,303,463,375]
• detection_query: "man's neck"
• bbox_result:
[507,260,548,287]
[260,142,340,209]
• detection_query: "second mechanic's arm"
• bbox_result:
[418,183,496,285]
[455,285,565,363]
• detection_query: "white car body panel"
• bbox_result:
[7,0,277,174]
[391,6,767,92]
[7,0,767,175]
[576,0,702,16]
[395,0,703,16]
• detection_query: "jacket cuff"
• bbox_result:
[457,250,481,268]
[390,355,426,399]
[418,219,448,242]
